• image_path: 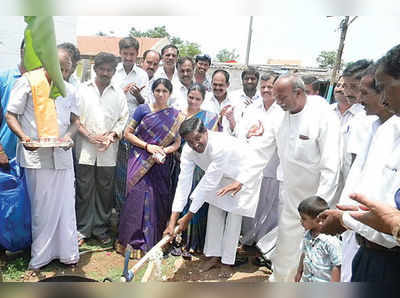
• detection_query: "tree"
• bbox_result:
[129,26,201,58]
[216,48,239,62]
[316,50,344,69]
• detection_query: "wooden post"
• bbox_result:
[326,16,350,103]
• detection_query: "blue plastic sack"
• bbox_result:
[0,158,32,251]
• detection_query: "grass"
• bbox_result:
[2,256,29,281]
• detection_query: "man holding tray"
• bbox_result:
[5,48,81,270]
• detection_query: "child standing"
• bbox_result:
[295,196,342,282]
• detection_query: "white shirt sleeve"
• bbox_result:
[189,151,225,214]
[342,212,398,248]
[315,111,341,205]
[171,146,196,213]
[6,76,30,115]
[111,89,129,138]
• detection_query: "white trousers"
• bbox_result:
[341,230,359,282]
[269,186,304,282]
[25,168,79,269]
[204,205,242,265]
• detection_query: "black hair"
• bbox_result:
[212,69,230,84]
[342,59,373,79]
[161,44,179,56]
[241,66,260,81]
[143,49,161,61]
[57,42,81,64]
[298,196,329,218]
[179,117,207,138]
[195,54,211,65]
[187,83,206,100]
[20,39,25,50]
[151,78,173,94]
[119,36,139,51]
[379,44,400,79]
[260,72,277,82]
[94,52,118,69]
[361,62,380,92]
[176,56,194,69]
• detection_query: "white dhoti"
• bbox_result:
[25,168,79,269]
[341,230,359,282]
[269,186,304,282]
[204,204,242,265]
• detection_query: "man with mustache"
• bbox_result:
[140,50,161,104]
[222,73,341,281]
[194,54,212,92]
[6,48,81,270]
[154,44,179,82]
[168,56,194,111]
[165,117,265,271]
[318,48,400,281]
[113,36,148,116]
[74,52,129,247]
[228,67,262,136]
[202,69,236,133]
[323,62,394,282]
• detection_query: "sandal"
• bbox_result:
[96,233,112,245]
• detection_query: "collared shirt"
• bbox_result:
[7,76,79,169]
[238,101,284,179]
[0,66,21,159]
[112,63,149,116]
[153,66,179,82]
[201,92,235,134]
[172,131,264,218]
[342,115,400,248]
[195,76,212,92]
[68,73,81,88]
[228,89,262,136]
[331,102,371,180]
[301,230,342,282]
[168,79,190,111]
[252,95,341,206]
[75,79,129,167]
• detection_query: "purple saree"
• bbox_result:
[118,104,185,253]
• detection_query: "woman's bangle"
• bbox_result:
[145,143,149,152]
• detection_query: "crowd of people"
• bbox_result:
[1,34,400,283]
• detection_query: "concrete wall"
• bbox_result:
[0,16,77,69]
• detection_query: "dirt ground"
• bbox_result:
[1,243,271,282]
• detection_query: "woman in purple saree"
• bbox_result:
[117,78,185,257]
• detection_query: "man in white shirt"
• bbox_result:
[153,44,179,82]
[57,42,81,88]
[112,37,149,217]
[169,57,194,111]
[229,67,262,136]
[140,50,161,104]
[74,52,129,246]
[6,48,81,270]
[164,117,264,271]
[302,75,320,96]
[201,69,235,133]
[226,74,340,281]
[112,37,148,116]
[237,73,283,263]
[319,45,400,282]
[326,63,394,282]
[194,54,212,92]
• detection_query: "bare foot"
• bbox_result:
[199,257,220,272]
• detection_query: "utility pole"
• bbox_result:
[326,16,357,103]
[245,16,253,66]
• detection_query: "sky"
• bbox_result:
[77,16,400,67]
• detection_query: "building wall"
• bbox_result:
[0,16,77,69]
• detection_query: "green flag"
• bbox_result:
[24,16,66,99]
